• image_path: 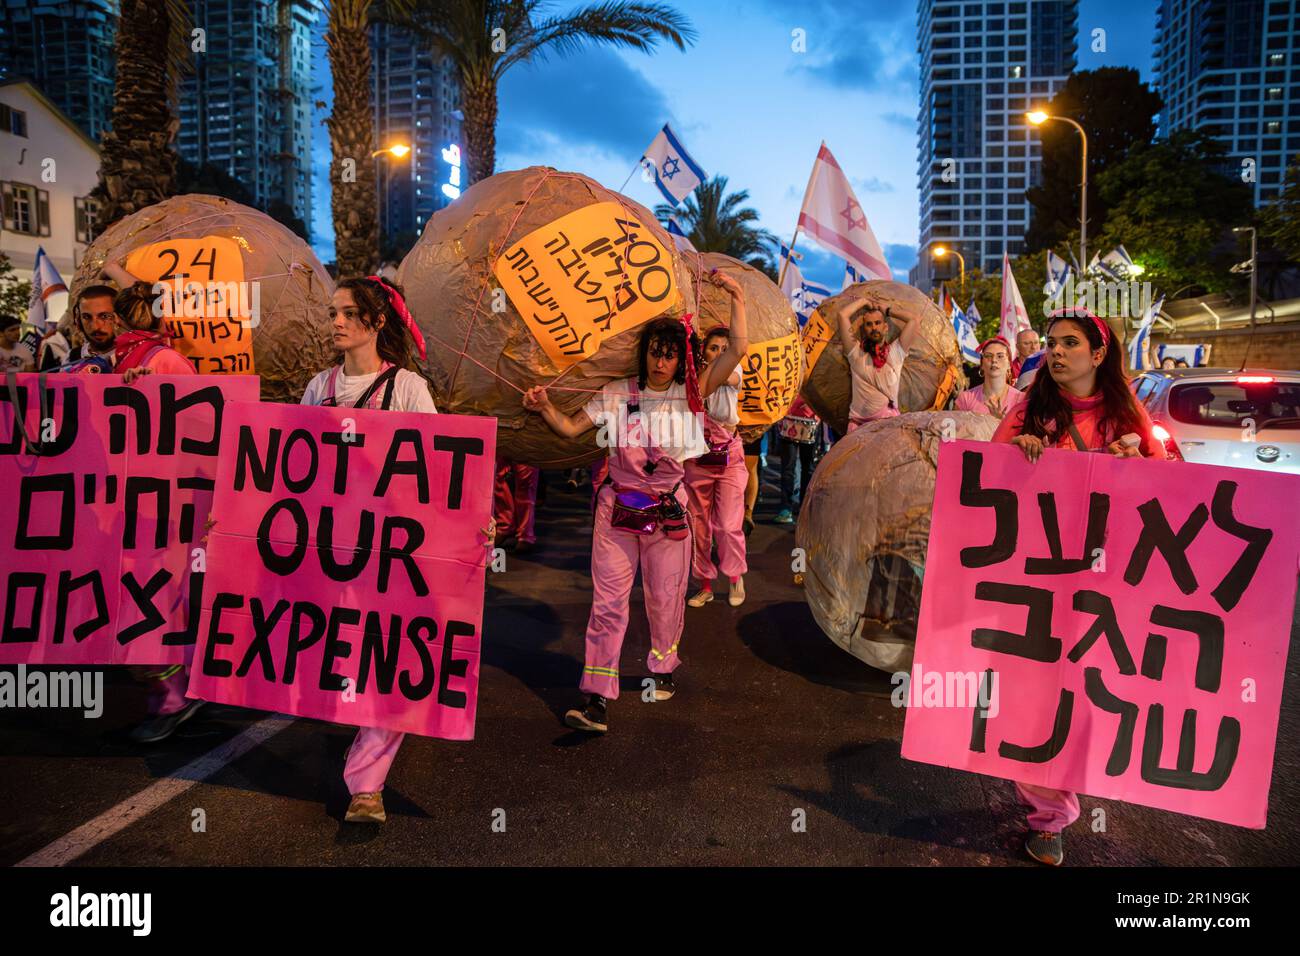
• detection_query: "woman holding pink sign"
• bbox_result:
[523,269,748,734]
[683,324,748,609]
[300,275,434,825]
[992,306,1163,865]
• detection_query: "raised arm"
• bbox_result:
[697,270,749,398]
[101,258,141,290]
[836,296,863,356]
[523,386,595,439]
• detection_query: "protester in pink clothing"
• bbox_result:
[299,275,436,825]
[992,307,1163,866]
[955,336,1025,420]
[835,290,920,431]
[524,269,748,734]
[684,325,748,609]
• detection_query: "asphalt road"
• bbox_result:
[2,467,1298,867]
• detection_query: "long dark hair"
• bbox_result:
[336,276,414,369]
[1021,312,1144,446]
[114,281,165,332]
[636,316,699,388]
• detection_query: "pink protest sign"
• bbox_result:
[186,401,495,740]
[901,440,1299,828]
[0,374,260,665]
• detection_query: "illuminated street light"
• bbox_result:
[931,243,965,288]
[370,144,411,159]
[1027,110,1089,268]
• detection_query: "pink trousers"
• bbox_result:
[142,667,189,716]
[683,445,748,583]
[1015,782,1080,833]
[580,485,692,700]
[847,407,900,433]
[493,462,538,543]
[343,727,405,795]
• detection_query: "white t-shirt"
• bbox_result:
[583,378,709,464]
[704,380,739,427]
[846,340,905,421]
[301,365,437,414]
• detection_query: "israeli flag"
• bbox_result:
[1128,294,1164,370]
[1101,245,1136,279]
[779,244,829,326]
[1045,250,1071,301]
[640,124,706,206]
[843,261,868,290]
[664,215,697,253]
[950,294,980,364]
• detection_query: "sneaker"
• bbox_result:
[345,791,386,824]
[774,509,794,524]
[129,699,204,744]
[688,587,714,607]
[564,694,608,733]
[729,576,746,606]
[652,673,676,701]
[1025,830,1063,866]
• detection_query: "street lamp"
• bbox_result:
[370,145,412,251]
[1233,226,1258,335]
[371,144,411,159]
[1027,111,1089,269]
[932,244,965,289]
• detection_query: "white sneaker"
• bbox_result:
[687,588,714,607]
[729,577,746,606]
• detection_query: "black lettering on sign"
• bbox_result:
[319,606,360,691]
[235,425,280,493]
[378,516,428,596]
[969,667,996,753]
[1208,480,1272,612]
[281,428,319,494]
[958,450,1017,567]
[117,568,171,644]
[998,688,1074,763]
[201,592,245,677]
[2,572,44,643]
[320,431,364,495]
[433,435,485,510]
[0,383,80,455]
[123,477,170,549]
[105,385,152,455]
[318,508,374,581]
[1067,590,1137,674]
[53,569,108,644]
[1024,491,1110,574]
[970,582,1061,662]
[236,597,289,680]
[438,619,474,708]
[1123,498,1207,594]
[16,474,75,550]
[283,601,326,685]
[400,616,437,701]
[1139,605,1225,694]
[375,430,429,504]
[257,498,309,575]
[1140,704,1240,791]
[358,612,401,695]
[1083,667,1139,776]
[157,383,224,456]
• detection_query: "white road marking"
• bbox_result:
[15,715,295,867]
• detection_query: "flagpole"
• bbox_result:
[777,228,801,287]
[779,144,825,288]
[618,158,644,194]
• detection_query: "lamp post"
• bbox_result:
[932,244,965,293]
[370,145,411,256]
[1233,226,1257,335]
[1027,111,1088,269]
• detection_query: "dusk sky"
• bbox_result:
[310,0,1158,285]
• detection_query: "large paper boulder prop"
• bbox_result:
[71,194,334,403]
[796,411,997,672]
[398,167,697,468]
[799,280,964,435]
[684,251,801,443]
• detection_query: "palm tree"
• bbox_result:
[656,176,777,275]
[388,1,695,187]
[327,0,380,277]
[93,0,192,231]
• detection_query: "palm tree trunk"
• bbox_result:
[326,6,378,277]
[94,0,180,232]
[460,68,498,187]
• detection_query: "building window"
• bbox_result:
[0,103,29,137]
[75,196,101,244]
[1,182,49,236]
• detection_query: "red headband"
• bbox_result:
[977,336,1012,354]
[1049,308,1110,347]
[367,275,426,361]
[680,312,703,415]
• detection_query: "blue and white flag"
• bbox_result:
[664,215,697,253]
[780,245,830,326]
[842,261,868,290]
[27,246,67,332]
[640,123,706,206]
[952,295,980,365]
[1128,294,1164,370]
[1100,244,1136,279]
[1045,250,1071,301]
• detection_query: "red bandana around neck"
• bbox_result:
[869,341,889,369]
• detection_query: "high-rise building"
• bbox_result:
[1155,0,1300,206]
[370,21,461,257]
[0,0,118,144]
[178,0,316,236]
[911,0,1078,292]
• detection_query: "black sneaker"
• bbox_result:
[564,694,608,733]
[1025,830,1064,866]
[652,673,676,701]
[129,699,204,744]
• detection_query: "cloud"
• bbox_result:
[497,47,673,161]
[853,176,895,194]
[882,111,914,130]
[775,1,918,96]
[884,242,917,278]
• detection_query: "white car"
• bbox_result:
[1129,368,1300,474]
